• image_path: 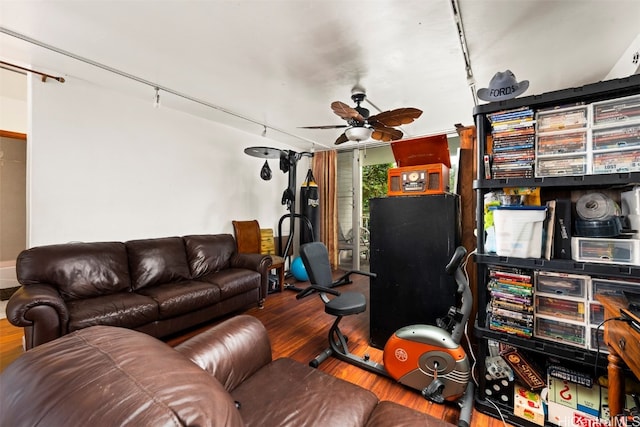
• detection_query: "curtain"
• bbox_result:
[311,150,339,269]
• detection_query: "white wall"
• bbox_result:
[0,69,27,133]
[27,74,305,247]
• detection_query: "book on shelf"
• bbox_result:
[553,199,572,259]
[543,200,556,260]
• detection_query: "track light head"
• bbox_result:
[153,87,160,108]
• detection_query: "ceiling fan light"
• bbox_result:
[345,126,373,142]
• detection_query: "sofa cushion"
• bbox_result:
[16,242,131,300]
[231,357,379,427]
[66,292,159,332]
[0,326,244,427]
[136,280,221,319]
[126,237,191,290]
[183,234,235,278]
[365,401,455,427]
[202,268,261,300]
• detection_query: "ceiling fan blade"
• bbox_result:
[370,108,422,127]
[370,124,403,142]
[298,124,349,130]
[334,132,349,145]
[331,101,365,122]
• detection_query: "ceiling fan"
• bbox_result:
[300,88,423,145]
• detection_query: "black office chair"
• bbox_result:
[296,242,377,369]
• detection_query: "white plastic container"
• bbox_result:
[571,236,640,265]
[622,186,640,215]
[491,206,547,258]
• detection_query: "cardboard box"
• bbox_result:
[514,383,545,426]
[549,376,579,409]
[576,383,606,417]
[260,228,276,255]
[547,401,608,427]
[547,374,637,426]
[548,375,611,415]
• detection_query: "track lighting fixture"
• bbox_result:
[153,87,160,108]
[0,27,325,148]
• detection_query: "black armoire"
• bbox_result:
[368,193,461,349]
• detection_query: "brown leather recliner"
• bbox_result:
[0,314,456,427]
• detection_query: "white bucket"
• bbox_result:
[492,207,547,258]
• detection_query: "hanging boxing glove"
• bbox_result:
[281,188,294,211]
[279,151,290,173]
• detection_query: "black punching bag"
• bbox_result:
[300,169,320,244]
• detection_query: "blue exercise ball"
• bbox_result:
[290,257,308,282]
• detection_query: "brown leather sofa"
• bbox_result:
[6,234,271,350]
[0,314,456,427]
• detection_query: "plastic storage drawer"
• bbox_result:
[537,106,588,131]
[592,124,640,150]
[535,271,589,298]
[590,278,640,299]
[592,94,640,126]
[571,237,640,265]
[588,302,605,326]
[592,147,640,174]
[536,130,587,155]
[534,316,586,348]
[536,155,587,177]
[535,295,585,322]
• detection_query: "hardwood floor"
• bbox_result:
[0,274,511,427]
[0,317,23,372]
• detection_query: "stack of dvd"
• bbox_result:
[487,266,533,338]
[487,107,535,178]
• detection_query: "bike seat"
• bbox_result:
[325,292,367,316]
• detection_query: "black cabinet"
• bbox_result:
[368,194,461,349]
[473,74,640,427]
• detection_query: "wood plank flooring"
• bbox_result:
[0,274,511,427]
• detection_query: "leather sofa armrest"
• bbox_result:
[231,252,271,271]
[174,314,272,392]
[231,253,272,301]
[6,285,69,349]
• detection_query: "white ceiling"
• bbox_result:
[1,0,639,152]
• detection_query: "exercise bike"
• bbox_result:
[296,243,474,427]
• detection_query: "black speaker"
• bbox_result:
[369,194,461,349]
